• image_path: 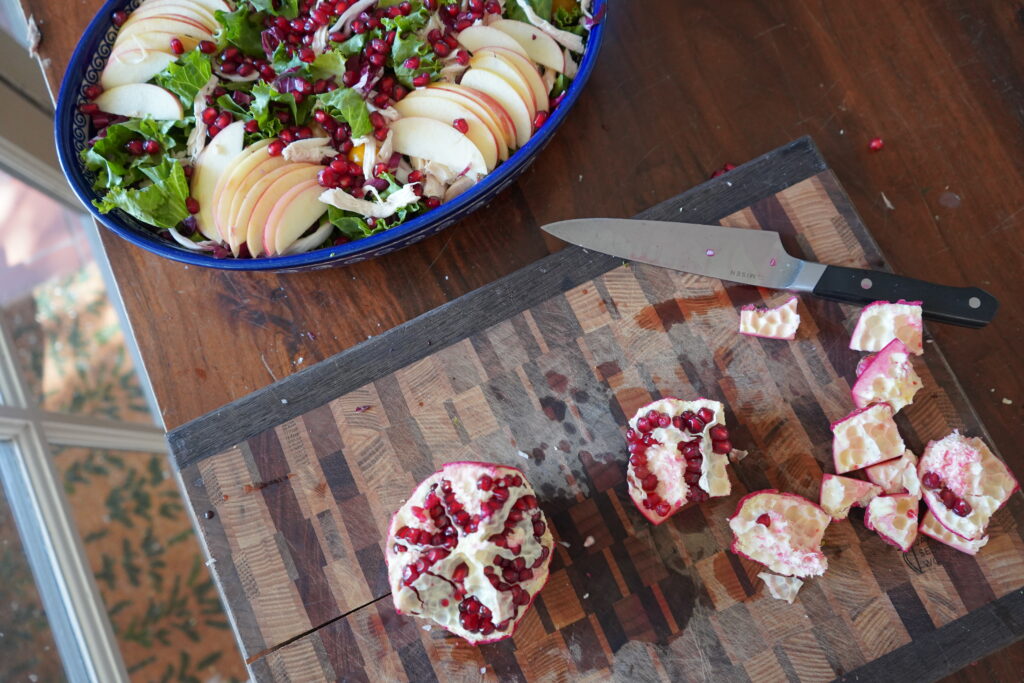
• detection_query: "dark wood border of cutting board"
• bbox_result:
[168,136,828,469]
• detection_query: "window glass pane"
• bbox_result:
[0,171,152,424]
[0,447,66,682]
[54,446,246,681]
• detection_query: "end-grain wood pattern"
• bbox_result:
[176,162,1024,681]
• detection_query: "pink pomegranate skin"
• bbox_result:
[385,461,554,644]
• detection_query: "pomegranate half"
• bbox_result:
[624,398,733,524]
[385,462,554,644]
[917,432,1019,541]
[728,490,831,578]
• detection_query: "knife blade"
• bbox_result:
[542,218,998,328]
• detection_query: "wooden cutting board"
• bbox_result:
[169,138,1024,682]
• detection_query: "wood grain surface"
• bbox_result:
[173,143,1024,681]
[22,0,1024,677]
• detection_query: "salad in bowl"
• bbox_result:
[73,0,602,260]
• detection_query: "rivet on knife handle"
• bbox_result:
[810,265,998,328]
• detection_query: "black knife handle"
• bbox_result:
[811,265,998,328]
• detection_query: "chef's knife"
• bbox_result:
[542,219,997,327]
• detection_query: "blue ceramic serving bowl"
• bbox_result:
[55,0,607,271]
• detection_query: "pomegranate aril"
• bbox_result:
[756,514,771,527]
[655,501,671,516]
[687,416,704,433]
[143,140,161,154]
[940,488,957,509]
[125,139,144,156]
[477,475,493,491]
[84,84,103,100]
[953,499,972,517]
[413,73,431,87]
[199,40,216,54]
[697,408,715,423]
[266,139,284,156]
[709,425,728,441]
[170,38,184,55]
[111,10,128,26]
[636,417,651,433]
[921,471,942,489]
[453,118,469,134]
[712,439,732,454]
[201,107,218,125]
[532,520,545,536]
[684,471,701,485]
[642,474,658,491]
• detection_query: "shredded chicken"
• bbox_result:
[439,62,469,83]
[366,104,400,121]
[311,25,329,54]
[168,228,215,251]
[350,135,376,179]
[376,129,394,165]
[186,75,219,161]
[282,220,334,255]
[328,0,376,34]
[282,137,335,163]
[581,0,593,19]
[513,0,585,53]
[319,183,421,219]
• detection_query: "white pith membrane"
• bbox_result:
[831,403,905,474]
[625,398,733,525]
[864,493,919,552]
[757,572,804,604]
[728,491,830,578]
[385,462,554,644]
[865,449,921,498]
[918,432,1019,541]
[851,338,923,412]
[818,474,882,520]
[849,300,924,355]
[738,297,801,340]
[919,511,989,555]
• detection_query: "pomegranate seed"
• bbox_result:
[199,40,216,54]
[403,56,420,70]
[425,197,441,209]
[641,474,658,491]
[79,102,100,115]
[238,62,256,77]
[169,38,184,55]
[374,127,389,141]
[697,408,715,423]
[351,19,367,33]
[412,73,431,87]
[267,139,286,156]
[629,453,646,467]
[220,60,238,74]
[452,118,469,134]
[709,425,728,441]
[143,140,161,154]
[84,84,103,100]
[244,119,259,133]
[296,47,315,63]
[655,501,671,516]
[868,137,884,151]
[687,416,704,434]
[921,471,942,489]
[125,139,144,155]
[433,41,451,57]
[215,112,233,129]
[477,475,492,491]
[532,520,545,536]
[201,107,218,125]
[111,10,128,26]
[485,1,501,13]
[636,417,651,433]
[657,414,671,428]
[940,488,957,509]
[953,499,972,517]
[185,197,200,214]
[712,439,732,454]
[207,124,221,138]
[756,514,771,527]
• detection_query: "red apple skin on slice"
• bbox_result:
[220,154,291,252]
[112,31,201,56]
[208,139,272,241]
[244,165,320,257]
[421,84,516,152]
[488,19,567,73]
[128,0,218,25]
[118,16,214,43]
[460,69,533,147]
[394,96,500,170]
[262,181,329,256]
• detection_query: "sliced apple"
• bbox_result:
[263,181,330,256]
[483,47,549,113]
[94,83,183,120]
[240,165,320,257]
[113,31,201,56]
[129,0,218,23]
[389,117,488,177]
[456,25,530,59]
[489,19,567,73]
[394,96,500,170]
[122,5,217,34]
[181,0,231,14]
[101,50,178,88]
[190,120,245,241]
[210,139,276,240]
[221,152,292,248]
[419,84,516,152]
[118,16,214,43]
[460,69,533,147]
[468,52,537,116]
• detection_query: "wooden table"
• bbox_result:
[24,0,1023,679]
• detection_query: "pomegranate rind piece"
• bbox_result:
[855,353,876,378]
[865,449,920,497]
[851,338,923,412]
[728,490,830,578]
[819,473,882,520]
[385,461,555,644]
[919,511,989,555]
[918,432,1019,541]
[625,397,732,525]
[849,300,924,355]
[757,572,804,604]
[864,493,919,552]
[738,296,801,340]
[831,403,905,474]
